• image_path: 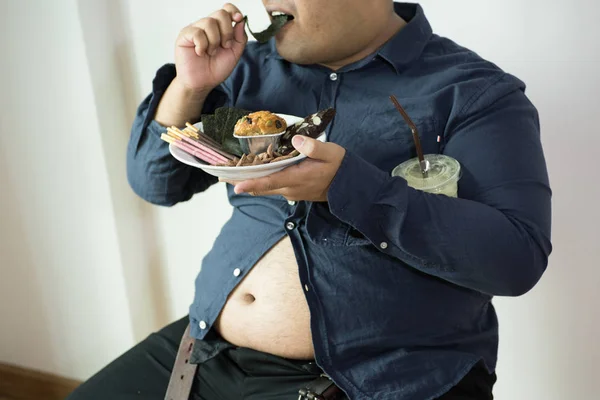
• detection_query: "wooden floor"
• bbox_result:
[0,363,81,400]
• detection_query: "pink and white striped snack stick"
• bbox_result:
[169,138,223,165]
[170,131,230,164]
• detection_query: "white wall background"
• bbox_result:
[0,0,597,399]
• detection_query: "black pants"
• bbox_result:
[66,316,495,400]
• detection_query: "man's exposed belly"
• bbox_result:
[214,236,315,360]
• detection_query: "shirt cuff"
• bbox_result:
[152,63,177,96]
[142,63,177,131]
[146,119,170,143]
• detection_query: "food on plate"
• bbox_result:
[233,111,287,136]
[216,146,300,167]
[277,108,336,154]
[160,107,335,167]
[202,107,250,156]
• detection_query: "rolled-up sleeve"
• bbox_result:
[328,74,552,297]
[126,64,229,206]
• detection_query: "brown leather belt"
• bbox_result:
[164,326,344,400]
[164,325,198,400]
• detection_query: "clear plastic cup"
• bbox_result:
[391,154,461,197]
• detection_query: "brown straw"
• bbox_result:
[389,95,428,176]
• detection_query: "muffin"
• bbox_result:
[234,111,287,136]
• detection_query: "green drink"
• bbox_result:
[392,154,461,197]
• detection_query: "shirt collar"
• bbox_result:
[266,3,432,74]
[377,3,432,73]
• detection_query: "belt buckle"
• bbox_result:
[298,390,325,400]
[298,374,339,400]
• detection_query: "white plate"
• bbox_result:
[169,113,327,180]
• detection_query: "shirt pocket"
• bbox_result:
[305,202,372,247]
[306,113,442,247]
[333,108,442,174]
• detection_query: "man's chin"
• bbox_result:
[274,42,319,65]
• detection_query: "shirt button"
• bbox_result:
[329,73,338,81]
[288,200,296,206]
[286,221,296,230]
[304,284,309,292]
[199,320,207,330]
[233,268,241,277]
[380,242,388,250]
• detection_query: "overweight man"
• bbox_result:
[67,1,552,399]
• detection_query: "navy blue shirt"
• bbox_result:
[127,3,552,399]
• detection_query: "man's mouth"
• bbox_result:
[245,10,293,43]
[269,10,295,22]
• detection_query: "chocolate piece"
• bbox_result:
[277,108,336,155]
